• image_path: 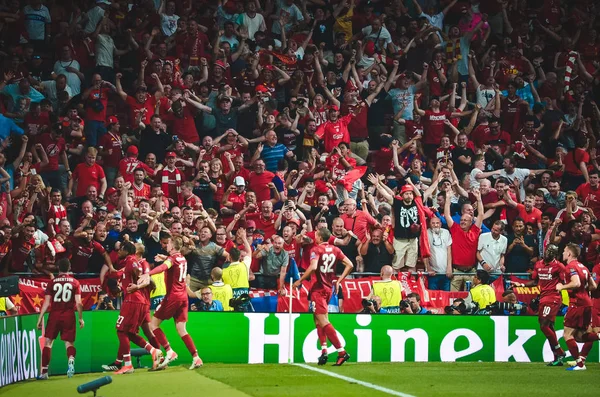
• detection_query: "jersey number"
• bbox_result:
[53,283,73,303]
[178,262,188,282]
[126,162,138,173]
[116,316,124,326]
[542,306,551,317]
[319,254,336,273]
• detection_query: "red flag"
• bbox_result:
[337,166,367,191]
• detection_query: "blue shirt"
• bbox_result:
[502,82,538,108]
[0,114,24,142]
[261,143,289,172]
[2,84,45,108]
[387,85,417,120]
[195,299,224,312]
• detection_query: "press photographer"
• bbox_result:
[484,290,528,315]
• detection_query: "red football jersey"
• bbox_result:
[132,183,151,204]
[591,263,600,310]
[45,275,81,312]
[164,252,188,301]
[532,259,566,303]
[121,255,147,304]
[565,260,593,308]
[310,243,345,292]
[118,157,156,184]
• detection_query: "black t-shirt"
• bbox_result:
[313,17,335,50]
[363,243,393,273]
[393,198,420,239]
[193,179,214,210]
[451,147,475,180]
[336,236,358,274]
[139,127,173,164]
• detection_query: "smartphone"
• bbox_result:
[173,135,179,141]
[31,169,37,176]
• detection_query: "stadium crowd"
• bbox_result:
[0,0,599,314]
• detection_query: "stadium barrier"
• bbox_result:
[1,311,597,386]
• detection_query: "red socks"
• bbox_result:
[181,334,198,358]
[153,328,171,351]
[41,346,51,374]
[323,324,343,352]
[316,325,327,353]
[581,332,600,342]
[66,346,76,359]
[565,339,580,362]
[129,333,149,350]
[148,335,160,349]
[540,325,563,356]
[580,342,594,359]
[117,331,131,360]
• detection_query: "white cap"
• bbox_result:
[234,176,246,186]
[96,0,111,5]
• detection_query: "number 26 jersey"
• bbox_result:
[44,275,81,313]
[310,243,345,292]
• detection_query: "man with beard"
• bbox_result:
[186,227,229,291]
[512,244,567,366]
[315,105,353,154]
[504,193,542,231]
[552,220,600,265]
[576,171,600,219]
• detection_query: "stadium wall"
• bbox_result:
[0,312,598,385]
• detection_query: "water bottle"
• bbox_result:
[465,281,472,291]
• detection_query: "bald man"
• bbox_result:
[369,265,402,313]
[339,198,379,243]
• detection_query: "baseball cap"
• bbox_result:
[255,85,269,94]
[106,187,118,197]
[165,151,177,158]
[107,115,119,125]
[234,176,246,186]
[328,105,339,112]
[126,146,139,155]
[98,206,108,212]
[113,212,122,220]
[246,220,256,229]
[214,60,227,70]
[400,185,414,195]
[286,218,301,227]
[218,95,233,103]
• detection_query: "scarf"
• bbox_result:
[446,39,461,65]
[563,51,578,94]
[258,49,298,66]
[161,167,182,206]
[50,204,67,232]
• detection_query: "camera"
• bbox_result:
[297,98,305,106]
[400,299,410,309]
[103,296,111,304]
[229,294,254,312]
[362,298,375,308]
[485,301,527,315]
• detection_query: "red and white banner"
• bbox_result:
[12,278,103,315]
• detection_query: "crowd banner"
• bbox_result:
[2,312,598,386]
[14,278,103,315]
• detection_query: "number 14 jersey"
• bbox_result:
[164,252,188,301]
[310,243,344,292]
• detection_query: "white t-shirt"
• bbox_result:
[361,25,392,47]
[23,5,51,40]
[476,85,495,108]
[41,80,73,111]
[427,228,452,273]
[53,59,82,95]
[237,13,266,39]
[470,168,483,189]
[496,168,530,201]
[161,13,179,37]
[84,6,105,34]
[271,0,304,34]
[477,233,507,271]
[96,34,115,67]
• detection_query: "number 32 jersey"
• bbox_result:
[164,252,188,301]
[310,243,345,292]
[44,275,81,313]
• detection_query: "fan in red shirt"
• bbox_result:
[98,116,124,180]
[415,96,467,158]
[246,200,277,240]
[47,188,67,233]
[293,228,354,366]
[247,160,276,204]
[36,258,83,379]
[506,194,542,230]
[38,127,67,173]
[111,242,162,374]
[69,147,107,199]
[512,244,566,365]
[116,75,156,129]
[132,168,152,204]
[576,172,600,219]
[141,235,203,370]
[119,146,157,184]
[7,222,37,272]
[558,243,600,371]
[315,105,353,153]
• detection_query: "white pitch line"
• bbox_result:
[293,363,417,397]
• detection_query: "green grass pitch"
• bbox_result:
[1,362,597,397]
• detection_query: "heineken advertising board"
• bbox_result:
[1,312,598,385]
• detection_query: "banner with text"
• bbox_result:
[1,312,598,385]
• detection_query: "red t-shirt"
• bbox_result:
[422,110,452,145]
[69,238,106,273]
[8,235,36,272]
[45,275,81,313]
[126,95,155,128]
[576,183,600,219]
[172,106,199,143]
[132,183,152,204]
[565,260,593,308]
[247,170,275,204]
[38,133,66,172]
[564,148,590,176]
[449,222,480,268]
[246,212,277,240]
[85,87,110,122]
[310,243,345,292]
[532,259,565,303]
[342,102,369,140]
[516,204,542,226]
[315,115,352,153]
[591,263,600,310]
[164,252,188,301]
[72,163,106,197]
[118,157,156,184]
[98,132,123,168]
[24,111,50,138]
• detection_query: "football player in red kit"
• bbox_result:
[138,235,203,370]
[512,244,566,366]
[112,241,162,374]
[558,243,600,371]
[36,258,84,379]
[293,228,353,366]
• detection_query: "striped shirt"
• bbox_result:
[261,143,289,172]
